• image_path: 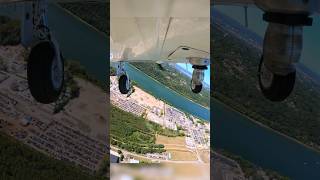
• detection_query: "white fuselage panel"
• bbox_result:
[110,0,210,63]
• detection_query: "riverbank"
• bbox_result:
[129,64,210,112]
[127,64,210,122]
[212,95,320,155]
[56,3,107,37]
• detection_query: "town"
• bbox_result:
[110,76,210,163]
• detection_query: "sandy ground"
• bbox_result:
[110,76,164,110]
[199,149,210,163]
[0,73,107,143]
[168,164,210,178]
[156,135,199,161]
[63,78,107,141]
[130,85,164,109]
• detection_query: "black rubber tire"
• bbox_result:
[191,81,202,94]
[119,74,130,94]
[258,57,296,102]
[27,41,64,104]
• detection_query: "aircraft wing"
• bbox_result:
[110,0,210,63]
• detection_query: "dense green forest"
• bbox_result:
[66,60,106,90]
[110,105,183,154]
[214,149,289,180]
[96,155,109,177]
[0,16,20,45]
[212,25,320,150]
[0,133,105,180]
[59,1,108,34]
[131,63,210,108]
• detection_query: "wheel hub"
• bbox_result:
[191,80,196,90]
[260,62,274,88]
[51,54,63,90]
[125,76,130,91]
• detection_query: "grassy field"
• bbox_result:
[110,105,166,154]
[0,16,20,45]
[167,150,198,161]
[156,135,186,146]
[156,135,199,161]
[110,105,189,156]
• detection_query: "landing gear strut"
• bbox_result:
[26,1,64,104]
[258,12,312,101]
[189,58,209,94]
[191,65,206,93]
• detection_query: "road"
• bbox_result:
[111,145,203,164]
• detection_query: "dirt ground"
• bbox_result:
[156,135,199,161]
[199,149,210,163]
[63,78,107,141]
[167,149,198,161]
[156,135,186,146]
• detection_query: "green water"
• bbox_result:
[212,98,320,179]
[48,4,108,84]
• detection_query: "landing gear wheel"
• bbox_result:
[27,41,64,104]
[191,80,202,94]
[119,74,130,94]
[258,56,295,102]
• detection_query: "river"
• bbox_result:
[212,98,320,179]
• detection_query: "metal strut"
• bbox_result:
[32,0,51,41]
[244,6,248,28]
